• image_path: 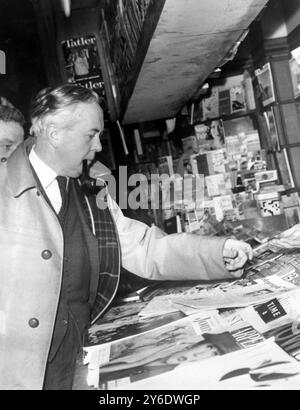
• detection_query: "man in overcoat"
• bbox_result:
[0,84,252,389]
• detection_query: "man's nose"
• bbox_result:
[93,137,102,152]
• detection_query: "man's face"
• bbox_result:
[0,121,24,160]
[54,102,103,177]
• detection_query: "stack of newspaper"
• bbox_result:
[83,241,300,390]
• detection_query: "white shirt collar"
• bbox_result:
[29,147,57,190]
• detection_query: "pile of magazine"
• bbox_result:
[83,240,300,390]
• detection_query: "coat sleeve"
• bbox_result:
[107,196,235,282]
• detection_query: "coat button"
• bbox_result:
[28,318,39,328]
[1,157,7,163]
[41,249,52,259]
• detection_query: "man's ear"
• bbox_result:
[46,122,60,147]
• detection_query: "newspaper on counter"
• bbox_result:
[84,287,300,389]
[138,242,300,318]
[83,236,300,389]
[122,339,300,390]
[85,302,186,349]
[85,308,265,389]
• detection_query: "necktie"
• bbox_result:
[56,176,68,220]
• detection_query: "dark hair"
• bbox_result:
[0,105,25,125]
[30,84,100,122]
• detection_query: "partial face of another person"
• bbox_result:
[0,120,24,160]
[53,101,103,177]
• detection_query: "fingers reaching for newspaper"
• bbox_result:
[270,223,300,249]
[223,239,253,276]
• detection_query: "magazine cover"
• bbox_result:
[230,85,247,113]
[255,62,276,107]
[289,55,300,98]
[95,311,264,389]
[61,34,105,98]
[85,302,185,348]
[263,107,280,151]
[202,88,219,120]
[158,155,174,176]
[194,119,225,151]
[223,115,255,137]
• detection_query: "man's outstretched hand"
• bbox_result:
[223,238,253,277]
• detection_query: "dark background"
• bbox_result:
[0,0,47,120]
